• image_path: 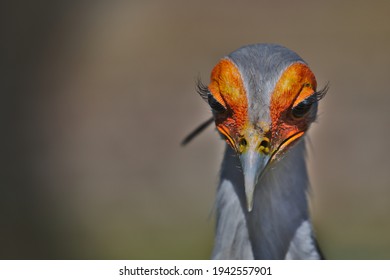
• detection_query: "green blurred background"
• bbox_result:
[3,0,390,259]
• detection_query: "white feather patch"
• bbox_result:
[285,220,320,260]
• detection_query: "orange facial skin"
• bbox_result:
[208,59,318,160]
[208,59,248,150]
[269,63,317,159]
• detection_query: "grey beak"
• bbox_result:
[239,149,268,212]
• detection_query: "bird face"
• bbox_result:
[198,45,327,211]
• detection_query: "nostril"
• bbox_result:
[260,139,269,148]
[238,138,247,153]
[259,139,270,154]
[239,138,247,147]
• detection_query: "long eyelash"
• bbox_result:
[314,82,329,102]
[296,82,330,107]
[196,77,227,113]
[196,77,209,101]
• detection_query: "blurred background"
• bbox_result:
[2,0,390,259]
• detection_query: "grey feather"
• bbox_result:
[211,44,321,260]
[227,44,306,124]
[212,140,319,259]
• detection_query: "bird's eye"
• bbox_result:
[196,78,227,113]
[291,98,313,119]
[291,84,329,119]
[208,94,226,113]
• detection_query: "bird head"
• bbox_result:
[197,44,327,212]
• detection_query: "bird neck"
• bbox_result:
[212,139,318,259]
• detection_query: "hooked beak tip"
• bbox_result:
[244,174,256,212]
[247,198,254,212]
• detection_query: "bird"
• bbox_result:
[183,44,328,259]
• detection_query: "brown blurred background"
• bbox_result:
[2,0,390,259]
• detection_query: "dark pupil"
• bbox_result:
[292,99,312,118]
[208,94,226,113]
